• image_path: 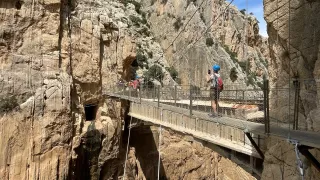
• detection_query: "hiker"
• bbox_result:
[132,75,141,90]
[206,64,223,117]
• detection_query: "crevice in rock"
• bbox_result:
[58,0,66,69]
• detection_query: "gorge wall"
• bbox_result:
[262,0,320,179]
[0,0,261,179]
[141,0,270,87]
[2,0,319,179]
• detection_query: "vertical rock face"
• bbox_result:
[128,126,257,180]
[263,0,320,179]
[0,0,127,179]
[142,0,270,87]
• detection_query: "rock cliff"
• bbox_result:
[141,0,269,87]
[262,0,320,179]
[1,0,304,179]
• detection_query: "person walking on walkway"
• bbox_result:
[207,64,223,117]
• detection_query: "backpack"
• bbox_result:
[212,74,223,91]
[217,76,224,91]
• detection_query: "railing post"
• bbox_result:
[139,85,142,103]
[174,85,177,106]
[293,79,300,130]
[263,79,270,134]
[153,86,156,101]
[157,85,160,107]
[235,89,238,101]
[242,90,245,101]
[189,86,192,117]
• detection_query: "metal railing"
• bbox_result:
[105,80,270,133]
[105,78,320,138]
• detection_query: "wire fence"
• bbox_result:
[105,78,320,136]
[268,79,320,133]
[105,81,267,125]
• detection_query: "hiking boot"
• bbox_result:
[208,113,217,117]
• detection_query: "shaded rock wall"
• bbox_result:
[262,0,320,179]
[128,125,257,180]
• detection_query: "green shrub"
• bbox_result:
[187,0,196,7]
[240,9,246,15]
[229,67,238,82]
[161,0,168,4]
[129,15,141,27]
[136,50,148,67]
[166,66,179,80]
[122,0,142,13]
[206,37,214,47]
[257,81,263,90]
[0,95,19,114]
[147,51,153,59]
[223,45,238,63]
[246,75,255,86]
[173,17,183,31]
[200,13,205,23]
[246,73,257,87]
[144,65,164,85]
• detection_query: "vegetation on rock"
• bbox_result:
[173,17,183,31]
[206,37,214,47]
[143,65,164,86]
[229,67,238,82]
[0,95,19,115]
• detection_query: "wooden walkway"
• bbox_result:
[105,92,320,157]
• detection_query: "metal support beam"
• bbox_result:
[298,145,320,172]
[263,79,270,134]
[189,87,192,117]
[157,85,160,107]
[245,132,264,159]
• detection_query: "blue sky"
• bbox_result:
[227,0,268,37]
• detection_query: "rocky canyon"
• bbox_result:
[0,0,319,179]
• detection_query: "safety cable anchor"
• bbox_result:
[288,139,304,178]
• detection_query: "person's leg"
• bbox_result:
[210,89,217,116]
[212,100,217,114]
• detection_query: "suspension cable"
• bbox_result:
[288,0,292,138]
[157,110,163,180]
[123,116,133,180]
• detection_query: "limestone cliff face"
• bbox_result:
[0,0,127,179]
[262,0,320,179]
[142,0,269,87]
[0,0,272,179]
[128,126,257,180]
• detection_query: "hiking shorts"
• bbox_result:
[210,88,220,102]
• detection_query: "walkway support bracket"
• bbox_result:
[245,132,264,160]
[298,145,320,172]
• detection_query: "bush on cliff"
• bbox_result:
[0,95,19,114]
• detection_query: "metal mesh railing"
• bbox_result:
[105,82,267,125]
[268,79,320,134]
[104,78,320,137]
